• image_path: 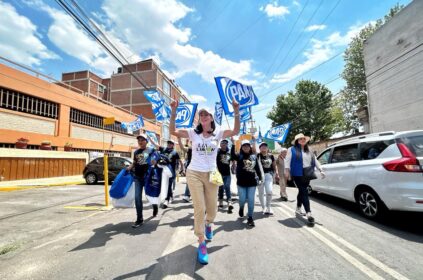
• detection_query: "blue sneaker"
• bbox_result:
[197,241,208,265]
[205,224,213,240]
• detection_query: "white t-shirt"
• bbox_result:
[187,128,224,172]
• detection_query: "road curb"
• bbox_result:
[0,180,85,192]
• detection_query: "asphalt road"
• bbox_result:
[1,178,422,280]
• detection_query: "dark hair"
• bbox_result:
[294,140,310,159]
[240,145,253,157]
[194,121,216,135]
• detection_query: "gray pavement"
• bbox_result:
[1,179,423,280]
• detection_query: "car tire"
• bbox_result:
[356,188,384,219]
[85,173,98,185]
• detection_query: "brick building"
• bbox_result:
[62,59,190,144]
[0,61,161,156]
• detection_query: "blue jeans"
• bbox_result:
[165,177,175,201]
[238,186,256,218]
[134,176,145,221]
[218,175,232,201]
[293,176,311,213]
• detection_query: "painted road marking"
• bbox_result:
[276,202,410,280]
[64,205,112,211]
[275,205,384,280]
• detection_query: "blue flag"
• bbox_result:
[257,127,263,144]
[144,90,170,122]
[175,103,198,128]
[214,77,259,116]
[145,130,159,144]
[121,115,144,133]
[240,121,247,135]
[264,123,291,143]
[240,107,252,122]
[214,102,224,126]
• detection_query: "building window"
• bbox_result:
[98,84,106,94]
[70,108,133,135]
[162,79,170,96]
[0,87,58,119]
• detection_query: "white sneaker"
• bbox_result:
[295,207,304,215]
[182,196,190,202]
[266,207,274,215]
[262,207,266,214]
[162,200,169,209]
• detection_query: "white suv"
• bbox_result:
[311,130,423,219]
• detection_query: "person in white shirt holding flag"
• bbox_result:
[169,99,240,265]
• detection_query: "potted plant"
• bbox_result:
[64,142,73,151]
[40,140,52,150]
[16,137,29,149]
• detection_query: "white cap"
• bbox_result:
[241,139,251,146]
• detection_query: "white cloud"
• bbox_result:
[292,1,301,8]
[24,0,140,76]
[271,23,367,84]
[101,0,253,84]
[0,2,58,66]
[188,94,207,103]
[305,24,327,32]
[260,2,290,18]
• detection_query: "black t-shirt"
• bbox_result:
[159,147,180,171]
[216,148,231,176]
[133,148,154,178]
[231,146,262,187]
[259,154,275,174]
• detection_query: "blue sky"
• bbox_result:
[0,0,411,132]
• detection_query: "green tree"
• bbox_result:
[339,3,403,133]
[267,80,337,145]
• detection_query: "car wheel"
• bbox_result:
[85,173,98,185]
[357,189,383,219]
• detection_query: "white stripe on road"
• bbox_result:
[275,206,384,280]
[276,202,410,280]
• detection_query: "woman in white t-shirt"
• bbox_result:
[170,100,240,265]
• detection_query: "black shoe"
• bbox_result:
[281,196,288,202]
[307,215,315,224]
[239,207,244,218]
[132,219,143,228]
[153,205,158,217]
[247,217,255,227]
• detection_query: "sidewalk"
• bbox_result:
[0,175,85,192]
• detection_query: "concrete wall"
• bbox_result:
[363,0,423,133]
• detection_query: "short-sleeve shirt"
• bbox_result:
[216,148,231,176]
[159,147,180,171]
[133,148,154,178]
[187,128,224,172]
[259,154,275,174]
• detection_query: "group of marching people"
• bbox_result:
[127,99,325,265]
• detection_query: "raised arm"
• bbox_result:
[222,99,240,138]
[148,134,161,149]
[230,143,239,161]
[170,100,189,139]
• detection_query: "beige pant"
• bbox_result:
[186,169,219,238]
[279,176,288,198]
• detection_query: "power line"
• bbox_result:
[269,0,324,79]
[258,50,344,99]
[264,0,310,77]
[284,0,342,72]
[55,0,151,90]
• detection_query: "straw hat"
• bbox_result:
[291,133,310,145]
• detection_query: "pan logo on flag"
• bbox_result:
[224,80,256,106]
[176,105,192,123]
[270,126,287,138]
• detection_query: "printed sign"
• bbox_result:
[175,103,198,128]
[264,123,291,143]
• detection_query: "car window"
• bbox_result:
[318,149,331,165]
[360,140,394,160]
[93,158,103,164]
[397,135,423,157]
[331,144,359,163]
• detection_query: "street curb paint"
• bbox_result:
[0,180,85,192]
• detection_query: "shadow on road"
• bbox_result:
[70,217,159,251]
[310,192,423,243]
[113,244,229,280]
